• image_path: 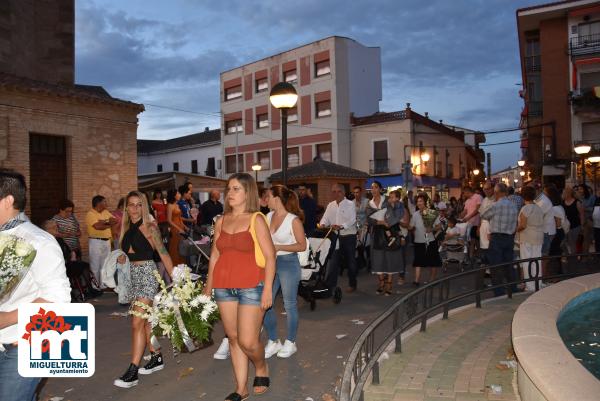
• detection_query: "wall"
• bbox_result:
[138,145,222,176]
[0,0,74,85]
[0,88,140,256]
[351,119,412,175]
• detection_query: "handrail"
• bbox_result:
[338,252,600,401]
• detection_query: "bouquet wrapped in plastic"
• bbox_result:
[420,209,439,244]
[0,233,37,302]
[130,265,219,353]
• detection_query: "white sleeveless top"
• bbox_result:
[267,211,298,256]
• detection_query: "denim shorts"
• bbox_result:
[213,283,264,306]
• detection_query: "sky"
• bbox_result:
[74,0,543,173]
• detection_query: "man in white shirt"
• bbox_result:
[479,182,496,263]
[320,184,357,293]
[0,169,71,401]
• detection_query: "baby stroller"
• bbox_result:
[298,234,342,311]
[178,229,211,277]
[440,222,469,272]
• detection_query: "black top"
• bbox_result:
[201,199,224,225]
[563,199,581,229]
[121,220,155,261]
[260,205,271,215]
[300,196,317,235]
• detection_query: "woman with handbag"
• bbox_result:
[263,184,307,359]
[369,190,408,295]
[203,173,276,401]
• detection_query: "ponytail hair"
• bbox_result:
[270,184,305,223]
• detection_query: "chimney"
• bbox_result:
[205,127,209,132]
[424,112,429,118]
[406,103,411,110]
[439,120,443,125]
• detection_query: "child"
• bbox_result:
[443,216,464,246]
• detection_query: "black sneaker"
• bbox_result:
[138,352,164,375]
[113,363,139,388]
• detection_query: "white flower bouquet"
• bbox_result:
[421,209,439,245]
[130,265,219,353]
[0,233,36,302]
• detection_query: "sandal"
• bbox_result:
[376,276,385,295]
[253,376,270,395]
[225,392,249,401]
[384,280,392,296]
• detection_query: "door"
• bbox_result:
[29,133,67,225]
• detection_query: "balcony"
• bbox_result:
[570,33,600,57]
[524,55,541,72]
[527,101,543,117]
[369,159,390,174]
[570,88,600,118]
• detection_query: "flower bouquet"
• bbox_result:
[0,233,37,302]
[130,265,219,353]
[420,209,439,245]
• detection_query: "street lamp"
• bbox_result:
[269,82,298,187]
[519,170,525,177]
[473,168,480,176]
[420,151,430,162]
[574,141,591,186]
[252,162,262,182]
[517,160,525,167]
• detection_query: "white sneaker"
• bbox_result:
[264,339,282,359]
[213,337,230,360]
[277,340,297,358]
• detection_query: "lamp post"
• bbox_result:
[574,141,591,186]
[252,163,262,183]
[269,82,298,187]
[517,160,525,167]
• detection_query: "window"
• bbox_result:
[191,160,198,174]
[258,151,270,170]
[284,69,297,83]
[288,147,300,168]
[315,100,331,118]
[225,154,244,174]
[287,106,298,123]
[257,112,269,129]
[436,161,443,177]
[173,162,179,172]
[315,60,330,77]
[225,85,242,101]
[579,20,600,37]
[316,143,332,162]
[256,77,268,93]
[206,157,216,177]
[157,164,163,172]
[225,119,243,135]
[525,38,540,72]
[447,163,454,179]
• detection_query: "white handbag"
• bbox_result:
[297,237,310,266]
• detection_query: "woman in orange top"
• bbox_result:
[203,173,276,401]
[166,189,186,265]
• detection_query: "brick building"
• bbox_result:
[0,1,143,252]
[220,36,381,183]
[517,0,600,187]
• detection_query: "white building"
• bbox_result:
[220,36,382,182]
[137,128,222,177]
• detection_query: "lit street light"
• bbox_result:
[252,162,262,182]
[517,160,525,167]
[519,170,525,177]
[269,82,298,187]
[473,168,480,176]
[420,151,430,162]
[574,141,591,186]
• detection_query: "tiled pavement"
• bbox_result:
[364,296,527,401]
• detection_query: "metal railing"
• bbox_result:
[570,33,600,56]
[369,159,390,174]
[527,101,543,117]
[338,252,600,401]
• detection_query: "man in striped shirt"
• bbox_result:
[51,199,82,259]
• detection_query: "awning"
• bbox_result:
[542,165,566,176]
[413,176,462,188]
[365,175,403,189]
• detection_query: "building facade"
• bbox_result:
[220,36,381,182]
[138,128,222,177]
[351,105,485,199]
[517,0,600,187]
[0,0,143,256]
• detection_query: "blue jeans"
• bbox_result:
[0,345,40,401]
[263,254,301,342]
[487,233,516,296]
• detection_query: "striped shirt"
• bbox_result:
[480,197,518,235]
[51,214,81,250]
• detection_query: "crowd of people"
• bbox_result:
[2,163,599,401]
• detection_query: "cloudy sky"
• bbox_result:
[75,0,542,172]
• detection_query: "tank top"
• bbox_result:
[213,215,265,289]
[563,199,581,228]
[121,220,155,262]
[152,201,167,223]
[267,212,297,256]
